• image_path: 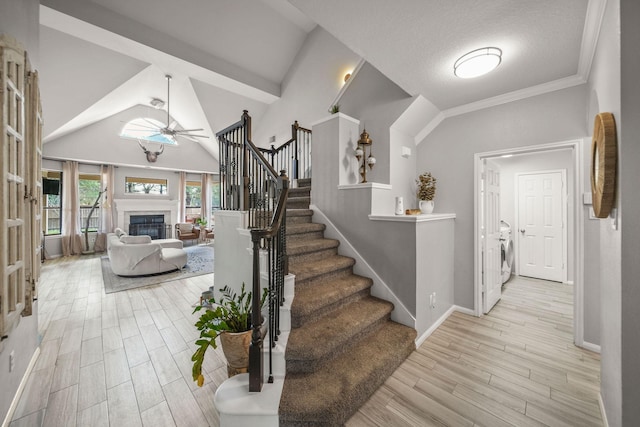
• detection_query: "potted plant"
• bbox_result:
[191,283,268,386]
[416,172,437,214]
[195,217,207,228]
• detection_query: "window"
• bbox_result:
[125,177,167,195]
[120,118,177,145]
[185,180,202,222]
[79,174,101,232]
[42,171,62,235]
[211,178,221,222]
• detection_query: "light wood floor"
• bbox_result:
[347,276,603,427]
[11,256,602,427]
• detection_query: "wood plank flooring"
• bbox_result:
[11,254,602,426]
[346,276,602,427]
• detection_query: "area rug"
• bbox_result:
[101,245,214,294]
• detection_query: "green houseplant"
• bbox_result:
[191,283,268,386]
[195,217,207,228]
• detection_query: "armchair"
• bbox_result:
[175,223,200,245]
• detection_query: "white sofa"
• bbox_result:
[107,230,187,276]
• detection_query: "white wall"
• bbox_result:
[252,27,361,148]
[417,85,588,310]
[586,0,623,424]
[43,105,218,173]
[0,1,40,423]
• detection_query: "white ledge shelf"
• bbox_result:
[368,213,456,222]
[338,183,392,191]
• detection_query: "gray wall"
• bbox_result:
[339,62,413,186]
[0,0,41,422]
[416,85,588,310]
[587,0,622,424]
[592,0,640,424]
[620,1,640,424]
[252,27,361,148]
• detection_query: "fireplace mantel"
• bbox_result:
[114,199,179,235]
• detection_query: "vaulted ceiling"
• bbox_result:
[38,0,604,162]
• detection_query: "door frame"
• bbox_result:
[473,139,585,347]
[515,169,568,282]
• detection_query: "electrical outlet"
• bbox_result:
[9,350,15,372]
[432,292,436,308]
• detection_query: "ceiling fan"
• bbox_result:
[142,74,210,143]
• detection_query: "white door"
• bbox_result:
[517,171,566,282]
[483,159,502,313]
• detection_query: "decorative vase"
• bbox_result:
[419,200,434,214]
[219,330,252,377]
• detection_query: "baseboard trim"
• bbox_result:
[581,341,601,354]
[2,346,40,427]
[453,305,476,316]
[416,305,456,347]
[598,392,609,427]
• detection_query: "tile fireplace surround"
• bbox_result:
[114,199,179,236]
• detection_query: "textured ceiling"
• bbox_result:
[38,0,601,161]
[290,0,589,110]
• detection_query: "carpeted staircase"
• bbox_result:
[279,178,417,426]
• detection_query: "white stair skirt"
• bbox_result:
[214,273,295,426]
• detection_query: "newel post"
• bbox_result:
[249,232,263,392]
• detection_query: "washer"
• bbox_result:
[500,220,514,284]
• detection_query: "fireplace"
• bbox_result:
[129,214,169,240]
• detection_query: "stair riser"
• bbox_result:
[286,215,313,225]
[286,314,391,374]
[286,198,311,209]
[288,247,339,265]
[289,188,311,198]
[296,178,311,188]
[293,266,354,287]
[291,288,370,329]
[286,230,324,243]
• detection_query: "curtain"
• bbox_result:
[61,160,83,256]
[94,164,115,252]
[201,173,211,227]
[178,171,187,223]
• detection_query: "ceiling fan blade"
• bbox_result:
[131,123,161,131]
[175,128,205,133]
[143,118,161,128]
[184,134,210,139]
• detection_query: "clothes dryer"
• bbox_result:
[500,220,514,284]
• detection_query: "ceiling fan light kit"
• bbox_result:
[454,47,502,78]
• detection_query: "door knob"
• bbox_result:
[520,229,525,234]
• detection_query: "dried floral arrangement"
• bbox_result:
[416,172,437,201]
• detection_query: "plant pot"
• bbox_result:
[419,200,434,214]
[219,330,252,377]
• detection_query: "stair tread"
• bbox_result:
[287,238,339,256]
[279,321,416,426]
[291,274,372,317]
[286,296,392,360]
[288,254,354,282]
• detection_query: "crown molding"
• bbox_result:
[415,0,607,146]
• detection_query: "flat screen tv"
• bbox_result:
[42,177,60,195]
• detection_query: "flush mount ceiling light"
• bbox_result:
[454,47,502,78]
[150,98,165,109]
